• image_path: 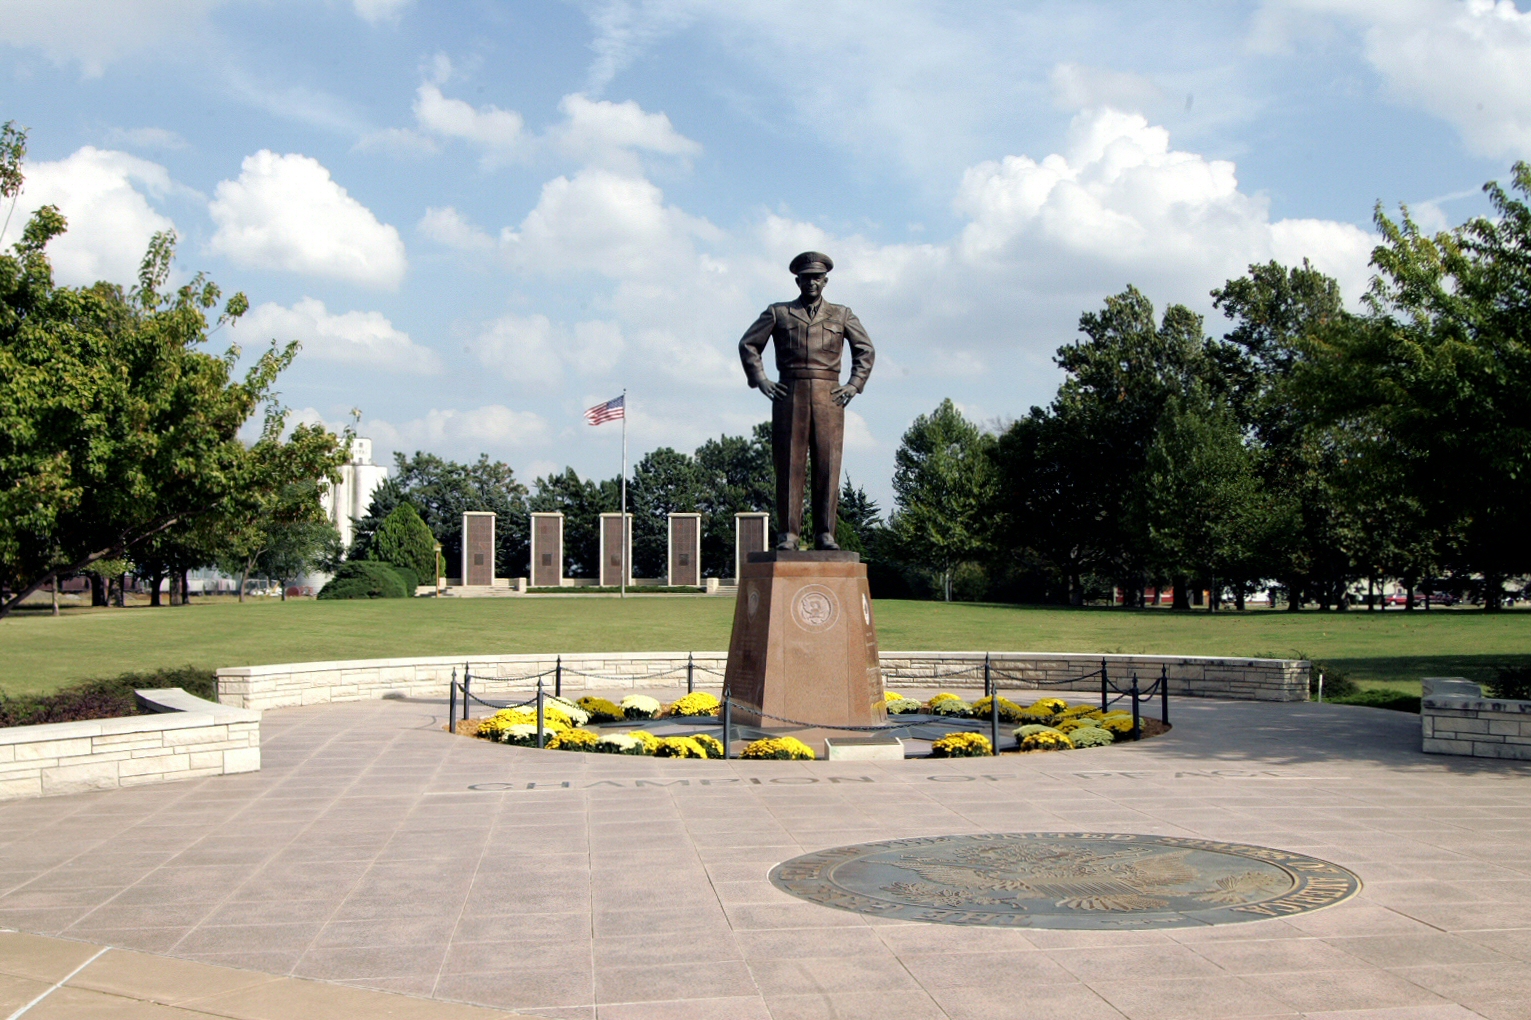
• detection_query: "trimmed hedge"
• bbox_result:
[318,560,417,599]
[0,666,217,727]
[369,503,437,585]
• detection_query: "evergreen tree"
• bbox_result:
[367,503,437,585]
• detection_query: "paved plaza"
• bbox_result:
[3,693,1531,1019]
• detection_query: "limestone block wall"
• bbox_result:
[0,690,260,801]
[1422,677,1531,760]
[217,651,1308,709]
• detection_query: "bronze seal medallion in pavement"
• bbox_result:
[769,833,1361,929]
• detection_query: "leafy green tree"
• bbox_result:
[627,448,704,577]
[367,502,437,585]
[257,519,341,600]
[890,399,998,601]
[529,467,616,577]
[0,171,322,615]
[388,452,529,580]
[693,423,774,576]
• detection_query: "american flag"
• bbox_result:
[584,394,625,426]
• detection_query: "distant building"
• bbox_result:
[322,437,390,550]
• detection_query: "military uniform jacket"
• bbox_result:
[738,299,875,393]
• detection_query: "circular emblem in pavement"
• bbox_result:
[769,833,1360,929]
[792,585,838,631]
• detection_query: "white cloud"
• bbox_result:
[0,146,177,287]
[354,0,412,25]
[501,168,719,278]
[208,151,407,288]
[844,410,877,452]
[470,313,626,387]
[417,206,494,251]
[238,298,440,374]
[0,0,223,77]
[1258,0,1531,159]
[412,84,525,169]
[1050,63,1165,113]
[102,127,189,151]
[551,93,702,170]
[369,405,550,452]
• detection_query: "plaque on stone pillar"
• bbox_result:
[734,512,769,581]
[668,513,701,586]
[724,550,886,755]
[462,512,495,586]
[530,512,563,588]
[599,512,632,587]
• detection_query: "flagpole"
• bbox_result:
[620,389,627,600]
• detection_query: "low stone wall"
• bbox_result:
[0,689,260,801]
[217,651,1308,710]
[1422,677,1531,760]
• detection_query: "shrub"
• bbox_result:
[885,696,924,714]
[653,736,708,758]
[1069,726,1114,748]
[1054,718,1091,733]
[1332,689,1421,713]
[1100,716,1136,739]
[741,736,816,760]
[317,560,413,599]
[547,729,601,752]
[622,695,661,720]
[546,696,590,726]
[495,723,542,747]
[627,730,661,754]
[884,690,904,703]
[477,706,570,741]
[1029,697,1067,715]
[1015,707,1059,724]
[931,731,992,757]
[1059,703,1101,719]
[0,666,217,727]
[668,692,720,717]
[1488,665,1531,701]
[577,697,625,723]
[928,697,971,717]
[968,696,1025,723]
[925,692,963,709]
[367,502,437,585]
[1013,724,1060,739]
[1021,730,1074,752]
[692,734,725,759]
[595,733,645,754]
[1308,659,1358,700]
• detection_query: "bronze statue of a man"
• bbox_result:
[739,251,875,551]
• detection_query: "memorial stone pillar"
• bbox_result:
[734,512,770,582]
[668,513,702,586]
[461,512,495,586]
[599,512,633,588]
[530,512,564,588]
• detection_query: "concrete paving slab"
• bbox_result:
[1,693,1530,1017]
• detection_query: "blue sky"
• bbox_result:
[3,0,1528,512]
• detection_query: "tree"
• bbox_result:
[389,453,530,580]
[0,164,324,615]
[367,502,437,585]
[627,448,704,577]
[257,519,341,599]
[693,423,774,576]
[890,399,998,601]
[529,468,616,577]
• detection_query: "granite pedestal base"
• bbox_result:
[723,550,887,755]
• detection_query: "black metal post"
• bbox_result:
[536,678,546,748]
[448,667,457,731]
[688,653,695,694]
[1100,658,1109,713]
[988,654,999,755]
[462,664,470,726]
[1160,664,1170,725]
[1130,674,1141,741]
[555,655,562,699]
[721,686,731,760]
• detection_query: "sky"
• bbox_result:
[3,0,1529,513]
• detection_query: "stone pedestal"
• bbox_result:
[724,551,886,753]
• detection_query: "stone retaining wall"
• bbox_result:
[217,651,1308,710]
[1422,677,1531,760]
[0,689,260,801]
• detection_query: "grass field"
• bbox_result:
[3,596,1527,698]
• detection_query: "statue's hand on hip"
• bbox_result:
[758,379,788,402]
[831,385,857,407]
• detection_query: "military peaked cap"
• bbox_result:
[789,251,834,275]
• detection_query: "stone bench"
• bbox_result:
[1421,677,1531,760]
[0,688,260,801]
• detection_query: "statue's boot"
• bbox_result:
[815,533,840,551]
[775,532,799,550]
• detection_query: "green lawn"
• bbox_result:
[4,597,1527,699]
